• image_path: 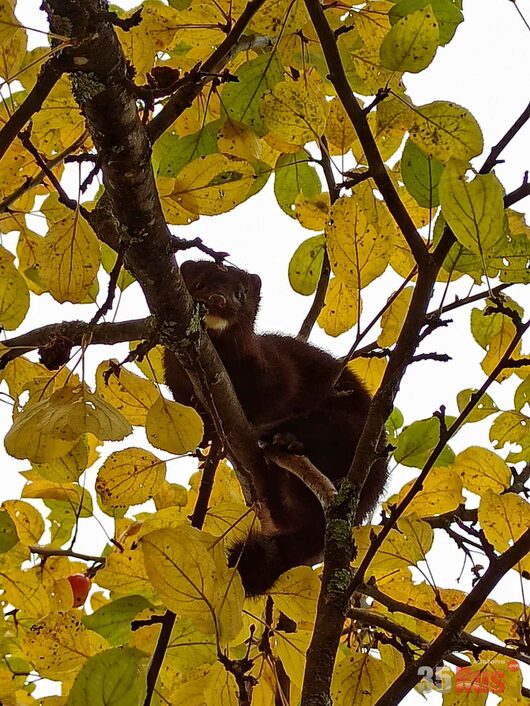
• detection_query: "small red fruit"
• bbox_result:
[67,574,91,608]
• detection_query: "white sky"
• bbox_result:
[3,0,530,702]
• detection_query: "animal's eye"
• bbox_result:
[235,290,245,301]
[193,281,203,290]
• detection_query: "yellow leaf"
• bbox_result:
[16,228,46,295]
[153,480,188,510]
[0,355,50,399]
[157,176,198,226]
[0,245,29,330]
[183,460,245,516]
[354,518,433,577]
[141,526,217,634]
[22,612,108,680]
[204,661,239,706]
[327,195,390,289]
[274,630,311,688]
[117,2,181,79]
[95,448,166,509]
[21,480,92,517]
[332,652,386,705]
[249,0,308,42]
[348,357,387,396]
[352,111,404,164]
[261,76,329,147]
[378,287,414,347]
[440,161,505,257]
[145,394,203,455]
[490,411,530,464]
[5,385,131,463]
[3,499,44,545]
[451,447,511,494]
[481,602,528,642]
[405,101,483,163]
[203,502,257,545]
[294,192,330,231]
[481,324,519,381]
[131,342,165,383]
[479,491,530,553]
[1,567,50,619]
[169,666,210,706]
[269,566,320,623]
[97,535,154,599]
[37,210,100,303]
[0,0,19,46]
[95,361,159,426]
[172,154,255,215]
[217,119,263,162]
[325,97,356,155]
[380,5,439,73]
[386,466,463,517]
[317,277,360,336]
[0,21,26,80]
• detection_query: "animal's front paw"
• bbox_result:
[271,431,305,454]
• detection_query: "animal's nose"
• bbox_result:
[208,293,226,308]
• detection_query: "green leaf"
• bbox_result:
[456,389,498,423]
[156,120,220,178]
[274,151,321,217]
[221,52,283,135]
[0,510,18,553]
[288,235,325,295]
[401,138,444,208]
[67,647,148,706]
[82,596,153,646]
[394,417,455,468]
[514,376,530,413]
[389,0,463,45]
[471,296,523,350]
[439,161,505,258]
[380,5,439,73]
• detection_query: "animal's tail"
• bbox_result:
[228,529,322,596]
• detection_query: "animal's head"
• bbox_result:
[180,260,262,333]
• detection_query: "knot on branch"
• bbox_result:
[38,332,74,370]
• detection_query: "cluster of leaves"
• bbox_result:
[0,0,529,704]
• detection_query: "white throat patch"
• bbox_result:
[205,314,229,331]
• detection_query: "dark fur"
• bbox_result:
[164,260,388,595]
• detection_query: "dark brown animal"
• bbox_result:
[164,260,388,594]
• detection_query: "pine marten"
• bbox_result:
[164,260,388,595]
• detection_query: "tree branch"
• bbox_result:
[0,54,64,161]
[146,0,268,141]
[479,100,530,174]
[302,0,428,268]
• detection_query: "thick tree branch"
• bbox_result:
[41,0,273,536]
[300,82,530,706]
[0,318,151,369]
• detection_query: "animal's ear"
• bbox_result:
[180,260,197,284]
[249,273,261,297]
